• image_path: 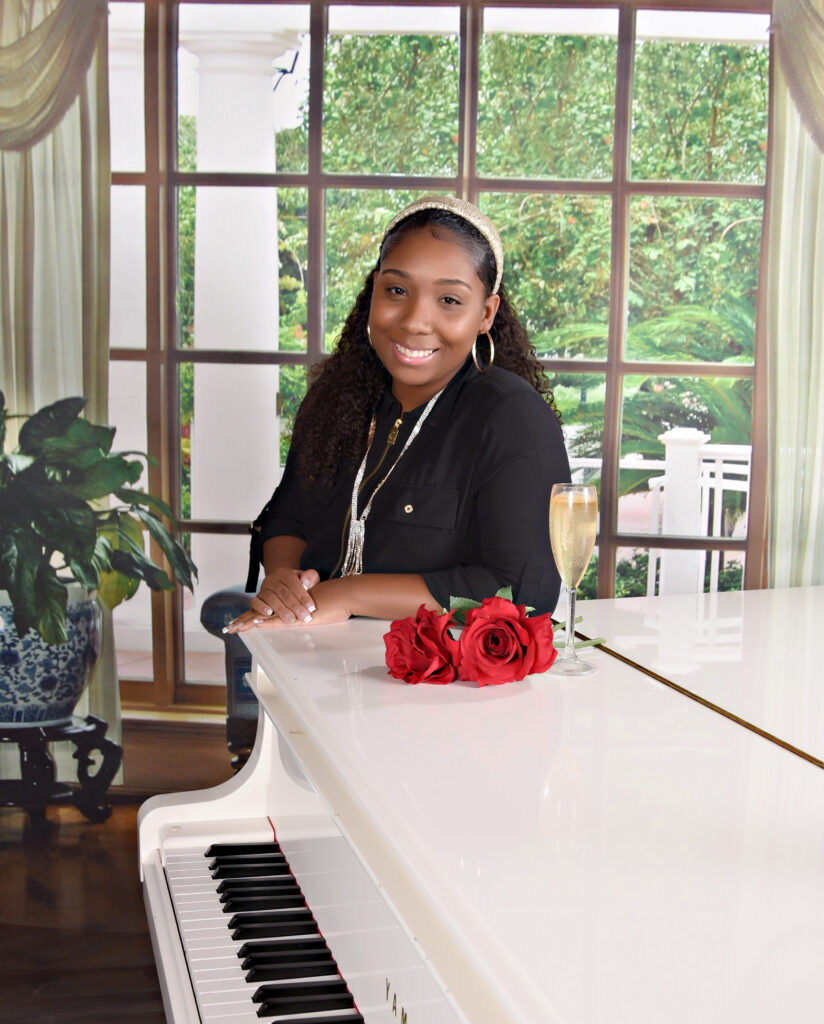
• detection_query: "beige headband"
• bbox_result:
[382,195,504,295]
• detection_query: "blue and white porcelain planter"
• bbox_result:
[0,587,102,728]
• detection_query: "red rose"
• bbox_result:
[457,596,556,686]
[384,605,460,685]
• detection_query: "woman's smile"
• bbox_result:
[392,340,437,363]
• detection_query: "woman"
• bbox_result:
[227,195,570,634]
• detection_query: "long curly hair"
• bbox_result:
[295,208,558,487]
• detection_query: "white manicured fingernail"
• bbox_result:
[302,613,312,623]
[307,603,316,613]
[262,607,274,616]
[302,580,312,590]
[253,618,263,624]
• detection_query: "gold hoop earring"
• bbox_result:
[472,332,495,372]
[367,324,374,348]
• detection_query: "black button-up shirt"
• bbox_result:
[248,357,571,614]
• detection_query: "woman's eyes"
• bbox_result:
[383,287,461,306]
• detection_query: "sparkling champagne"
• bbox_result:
[549,491,597,588]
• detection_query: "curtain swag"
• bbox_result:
[0,0,106,152]
[772,0,824,153]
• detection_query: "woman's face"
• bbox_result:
[368,227,500,411]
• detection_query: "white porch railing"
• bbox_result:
[569,428,752,595]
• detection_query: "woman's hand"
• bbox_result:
[224,566,319,633]
[224,577,354,633]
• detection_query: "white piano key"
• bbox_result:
[325,928,426,973]
[298,869,385,908]
[311,901,399,934]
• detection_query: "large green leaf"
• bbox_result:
[18,397,85,453]
[31,501,97,562]
[94,516,143,609]
[115,486,174,520]
[1,530,42,637]
[67,455,142,501]
[134,508,197,591]
[33,564,69,646]
[109,548,174,591]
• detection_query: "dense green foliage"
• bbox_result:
[0,393,196,644]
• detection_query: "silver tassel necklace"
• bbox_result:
[340,388,444,576]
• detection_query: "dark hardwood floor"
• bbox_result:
[0,717,236,1023]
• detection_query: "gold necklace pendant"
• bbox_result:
[387,416,403,445]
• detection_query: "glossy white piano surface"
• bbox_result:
[575,586,824,765]
[242,615,824,1024]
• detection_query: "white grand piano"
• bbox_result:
[139,587,824,1023]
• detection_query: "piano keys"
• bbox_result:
[140,609,824,1023]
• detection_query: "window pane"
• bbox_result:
[324,7,459,175]
[479,8,618,180]
[627,195,762,362]
[108,2,145,172]
[617,374,752,542]
[177,4,309,174]
[108,361,152,680]
[632,12,770,183]
[548,371,606,493]
[183,534,251,684]
[178,187,306,352]
[615,546,744,597]
[183,363,281,523]
[480,192,611,360]
[325,188,434,347]
[110,186,146,349]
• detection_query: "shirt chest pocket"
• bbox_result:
[375,484,460,531]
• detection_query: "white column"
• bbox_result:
[658,427,710,595]
[181,33,298,649]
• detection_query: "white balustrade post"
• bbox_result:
[658,427,710,595]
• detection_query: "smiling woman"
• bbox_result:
[230,196,571,634]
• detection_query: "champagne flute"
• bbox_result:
[549,483,598,676]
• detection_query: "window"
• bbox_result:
[108,1,771,711]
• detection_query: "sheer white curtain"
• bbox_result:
[767,2,824,586]
[0,0,118,774]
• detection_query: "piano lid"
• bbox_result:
[243,616,824,1024]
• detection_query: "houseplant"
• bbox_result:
[0,391,197,725]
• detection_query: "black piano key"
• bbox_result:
[254,980,353,1014]
[256,993,357,1017]
[242,947,333,968]
[205,842,283,857]
[229,909,314,929]
[217,875,296,895]
[212,863,293,879]
[222,893,307,912]
[209,853,287,871]
[219,882,301,904]
[232,919,321,941]
[245,959,341,983]
[260,1017,363,1024]
[238,936,328,956]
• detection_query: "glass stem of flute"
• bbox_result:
[562,585,578,662]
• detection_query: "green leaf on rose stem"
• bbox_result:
[494,585,513,602]
[448,595,481,625]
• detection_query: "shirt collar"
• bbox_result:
[376,355,479,424]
